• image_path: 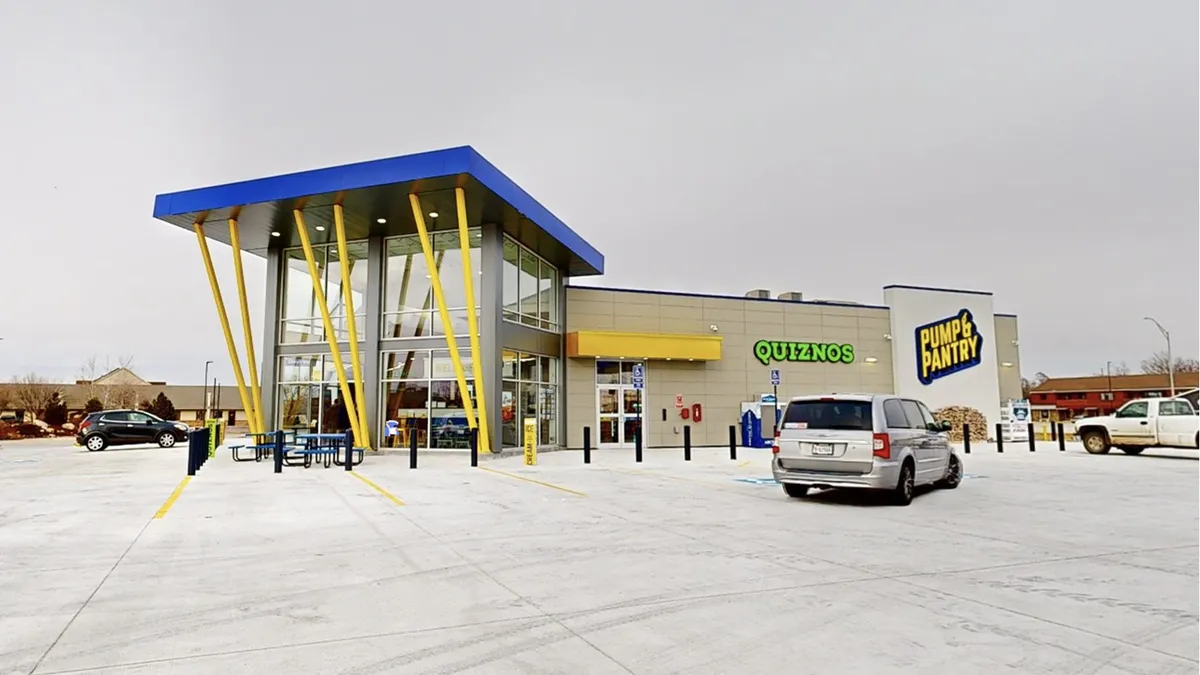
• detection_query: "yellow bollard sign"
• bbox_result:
[523,418,537,466]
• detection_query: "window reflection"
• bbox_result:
[280,238,367,344]
[500,350,559,449]
[382,231,480,340]
[501,235,560,332]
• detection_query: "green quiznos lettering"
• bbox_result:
[811,343,828,362]
[797,343,812,361]
[825,344,842,362]
[787,342,802,361]
[840,343,855,363]
[771,341,788,362]
[753,340,772,365]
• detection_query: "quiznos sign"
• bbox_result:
[915,309,983,385]
[753,340,855,365]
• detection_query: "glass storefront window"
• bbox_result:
[538,261,557,329]
[382,231,480,340]
[280,239,367,344]
[596,361,620,385]
[277,354,359,433]
[501,350,559,449]
[502,240,520,322]
[502,235,560,332]
[380,348,477,450]
[501,380,518,447]
[380,380,429,449]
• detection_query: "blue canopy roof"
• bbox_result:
[152,145,604,276]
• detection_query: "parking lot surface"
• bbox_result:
[1,439,1196,674]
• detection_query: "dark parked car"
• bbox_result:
[76,410,190,451]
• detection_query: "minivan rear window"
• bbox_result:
[782,400,873,431]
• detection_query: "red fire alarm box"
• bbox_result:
[680,407,690,420]
[691,403,703,423]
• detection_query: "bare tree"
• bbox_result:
[10,373,62,421]
[1094,362,1131,376]
[0,386,11,412]
[1141,351,1200,375]
[1021,371,1049,399]
[79,354,141,409]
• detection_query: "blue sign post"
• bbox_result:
[631,364,645,452]
[769,369,781,436]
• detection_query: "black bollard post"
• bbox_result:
[635,427,643,463]
[996,423,1004,453]
[470,428,479,467]
[962,423,971,454]
[1058,423,1066,452]
[583,426,591,465]
[409,427,418,469]
[344,429,354,471]
[1050,421,1058,442]
[683,425,691,461]
[273,429,283,474]
[187,430,197,476]
[729,425,737,461]
[1027,423,1036,452]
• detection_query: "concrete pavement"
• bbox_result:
[1,438,1196,674]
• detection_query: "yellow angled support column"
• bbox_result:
[409,194,479,441]
[227,218,265,436]
[193,222,258,436]
[455,188,490,453]
[292,209,366,448]
[333,204,370,450]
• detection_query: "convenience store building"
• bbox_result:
[153,146,1023,452]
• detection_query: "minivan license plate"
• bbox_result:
[810,443,834,456]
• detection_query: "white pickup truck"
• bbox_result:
[1075,397,1200,455]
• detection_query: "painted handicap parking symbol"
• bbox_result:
[733,477,779,486]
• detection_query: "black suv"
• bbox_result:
[76,410,190,451]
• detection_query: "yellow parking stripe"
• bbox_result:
[351,473,406,506]
[478,466,587,497]
[154,477,191,519]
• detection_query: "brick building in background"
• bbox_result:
[1030,373,1200,421]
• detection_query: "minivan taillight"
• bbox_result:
[771,427,781,454]
[872,433,890,459]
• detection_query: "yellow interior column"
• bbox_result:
[455,188,491,453]
[193,222,258,436]
[292,209,366,448]
[333,204,371,450]
[408,194,479,443]
[227,218,266,436]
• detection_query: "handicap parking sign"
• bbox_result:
[632,364,645,389]
[770,369,781,385]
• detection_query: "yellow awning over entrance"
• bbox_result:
[566,331,723,361]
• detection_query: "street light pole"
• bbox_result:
[1105,361,1113,412]
[1143,317,1174,397]
[202,360,213,421]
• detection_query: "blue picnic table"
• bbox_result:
[292,433,364,468]
[228,430,296,463]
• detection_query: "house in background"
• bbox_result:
[1030,372,1200,421]
[0,368,245,428]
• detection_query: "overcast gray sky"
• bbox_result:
[0,0,1195,385]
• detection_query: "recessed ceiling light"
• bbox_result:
[425,274,431,279]
[315,225,325,232]
[1001,361,1014,367]
[270,231,281,237]
[864,357,878,363]
[428,212,439,218]
[376,218,387,224]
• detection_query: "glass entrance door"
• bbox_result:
[596,361,645,448]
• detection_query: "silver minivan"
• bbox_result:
[771,394,962,506]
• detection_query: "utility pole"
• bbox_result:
[202,360,213,421]
[1143,317,1175,397]
[1106,361,1113,412]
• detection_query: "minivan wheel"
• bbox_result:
[783,484,809,499]
[937,455,962,490]
[156,432,177,449]
[84,434,107,452]
[892,462,914,506]
[1081,431,1110,455]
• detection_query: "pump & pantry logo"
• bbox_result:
[915,309,983,385]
